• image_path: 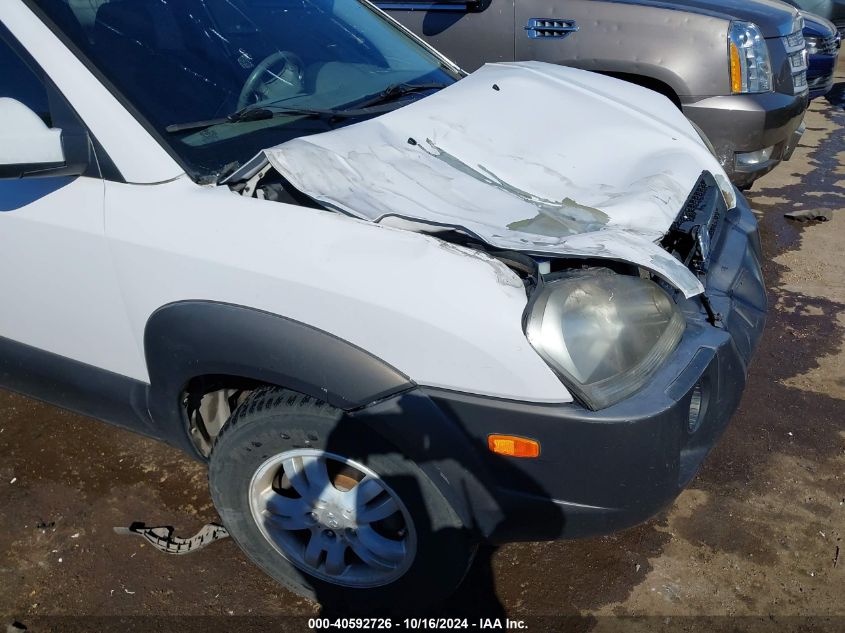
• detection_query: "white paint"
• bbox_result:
[264,62,736,298]
[0,98,64,165]
[0,10,736,404]
[0,174,144,379]
[0,4,571,404]
[105,178,572,402]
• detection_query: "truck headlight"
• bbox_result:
[525,272,685,410]
[729,21,773,94]
[804,35,820,55]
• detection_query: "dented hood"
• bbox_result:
[263,62,736,297]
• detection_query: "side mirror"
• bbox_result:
[0,98,88,179]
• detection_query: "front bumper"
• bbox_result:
[420,192,767,543]
[808,54,839,99]
[682,92,807,188]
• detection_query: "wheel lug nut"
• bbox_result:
[325,530,335,539]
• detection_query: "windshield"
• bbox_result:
[31,0,460,179]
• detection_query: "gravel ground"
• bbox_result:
[1,68,844,633]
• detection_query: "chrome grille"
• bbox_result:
[783,30,808,95]
[816,35,840,55]
[524,18,579,39]
[784,30,804,49]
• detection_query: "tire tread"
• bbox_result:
[212,386,336,456]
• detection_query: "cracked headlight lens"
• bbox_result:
[526,271,685,410]
[729,21,773,94]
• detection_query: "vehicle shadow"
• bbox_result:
[823,81,845,108]
[310,391,565,619]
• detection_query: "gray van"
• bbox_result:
[378,0,809,188]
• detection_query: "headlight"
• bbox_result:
[805,35,820,55]
[729,21,773,94]
[525,271,685,410]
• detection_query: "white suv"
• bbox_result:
[0,0,766,612]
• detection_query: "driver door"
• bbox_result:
[0,24,139,387]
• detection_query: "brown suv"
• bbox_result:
[380,0,809,188]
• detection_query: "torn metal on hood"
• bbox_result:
[253,62,739,298]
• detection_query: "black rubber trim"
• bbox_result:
[0,162,63,179]
[90,132,124,183]
[0,334,155,439]
[144,301,415,447]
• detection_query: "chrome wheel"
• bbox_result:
[248,449,417,588]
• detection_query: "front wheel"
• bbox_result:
[208,388,475,613]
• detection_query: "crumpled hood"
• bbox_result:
[263,62,736,297]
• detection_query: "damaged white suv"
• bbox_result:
[0,0,766,612]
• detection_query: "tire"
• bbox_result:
[208,387,476,613]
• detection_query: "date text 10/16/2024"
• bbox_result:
[308,618,528,630]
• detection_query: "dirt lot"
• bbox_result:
[2,71,845,632]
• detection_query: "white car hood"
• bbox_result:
[263,62,735,298]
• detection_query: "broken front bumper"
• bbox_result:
[682,92,807,188]
[421,191,767,543]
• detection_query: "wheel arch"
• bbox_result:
[600,70,684,109]
[142,300,416,455]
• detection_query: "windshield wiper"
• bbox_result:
[350,82,451,110]
[165,105,348,134]
[166,83,452,134]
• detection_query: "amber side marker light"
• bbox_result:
[487,434,541,458]
[730,41,743,93]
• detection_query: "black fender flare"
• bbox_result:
[144,301,498,535]
[143,301,415,452]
